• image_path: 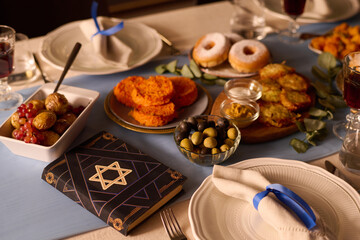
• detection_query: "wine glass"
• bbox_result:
[333,51,360,139]
[0,25,23,111]
[279,0,307,43]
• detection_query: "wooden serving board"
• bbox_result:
[211,91,299,144]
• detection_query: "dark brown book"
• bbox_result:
[41,131,186,235]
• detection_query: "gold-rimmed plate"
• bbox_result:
[104,83,213,134]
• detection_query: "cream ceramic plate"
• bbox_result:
[265,0,359,23]
[189,158,360,240]
[40,18,162,75]
[106,84,211,131]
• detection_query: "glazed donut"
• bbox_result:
[228,40,270,73]
[192,32,230,68]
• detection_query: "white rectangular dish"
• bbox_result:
[0,83,100,162]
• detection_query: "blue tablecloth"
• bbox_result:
[1,14,357,240]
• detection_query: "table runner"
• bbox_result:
[0,17,354,239]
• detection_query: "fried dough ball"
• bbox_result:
[32,111,57,130]
[259,63,295,80]
[45,93,69,115]
[131,76,174,106]
[42,130,60,146]
[277,73,309,92]
[279,89,312,112]
[113,76,144,108]
[259,102,299,128]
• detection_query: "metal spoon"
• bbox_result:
[53,42,82,93]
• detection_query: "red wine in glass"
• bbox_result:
[283,0,307,17]
[344,71,360,109]
[0,42,14,78]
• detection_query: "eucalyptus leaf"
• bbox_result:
[318,52,337,71]
[325,94,347,108]
[180,64,194,79]
[309,107,328,117]
[295,121,306,132]
[318,98,335,111]
[155,64,166,74]
[328,66,342,78]
[215,78,227,86]
[304,118,326,132]
[189,59,202,78]
[290,138,309,153]
[200,78,216,85]
[311,81,330,99]
[203,73,218,80]
[166,60,178,73]
[327,110,334,120]
[312,65,330,82]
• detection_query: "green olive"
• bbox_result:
[203,137,217,148]
[220,144,230,152]
[203,127,217,138]
[180,138,193,151]
[227,127,238,140]
[211,148,220,154]
[224,138,234,147]
[191,131,203,145]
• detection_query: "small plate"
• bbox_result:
[40,18,162,75]
[189,48,258,79]
[189,158,360,240]
[265,0,360,23]
[104,84,212,134]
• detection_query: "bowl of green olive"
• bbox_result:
[173,115,241,166]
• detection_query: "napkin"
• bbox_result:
[212,165,336,240]
[304,0,331,18]
[79,17,132,68]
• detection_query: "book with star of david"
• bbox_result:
[41,131,186,235]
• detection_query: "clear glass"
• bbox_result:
[0,25,23,111]
[230,0,269,40]
[278,0,307,44]
[339,112,360,174]
[8,33,37,85]
[333,52,360,140]
[224,78,262,101]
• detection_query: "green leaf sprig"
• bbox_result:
[290,52,346,153]
[155,59,227,86]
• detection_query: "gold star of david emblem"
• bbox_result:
[89,161,132,190]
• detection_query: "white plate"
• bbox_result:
[189,158,360,240]
[265,0,360,23]
[40,18,162,75]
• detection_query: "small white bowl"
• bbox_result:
[0,83,99,162]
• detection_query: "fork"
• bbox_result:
[158,33,181,56]
[160,208,187,240]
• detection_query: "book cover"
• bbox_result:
[41,131,186,235]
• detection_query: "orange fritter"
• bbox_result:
[130,109,176,127]
[135,101,175,117]
[131,76,174,106]
[113,76,144,108]
[169,76,198,108]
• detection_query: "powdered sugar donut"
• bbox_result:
[228,40,270,73]
[192,32,230,68]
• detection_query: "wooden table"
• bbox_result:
[10,2,359,239]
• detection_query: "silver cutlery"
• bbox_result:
[158,33,181,56]
[33,53,51,83]
[160,208,187,240]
